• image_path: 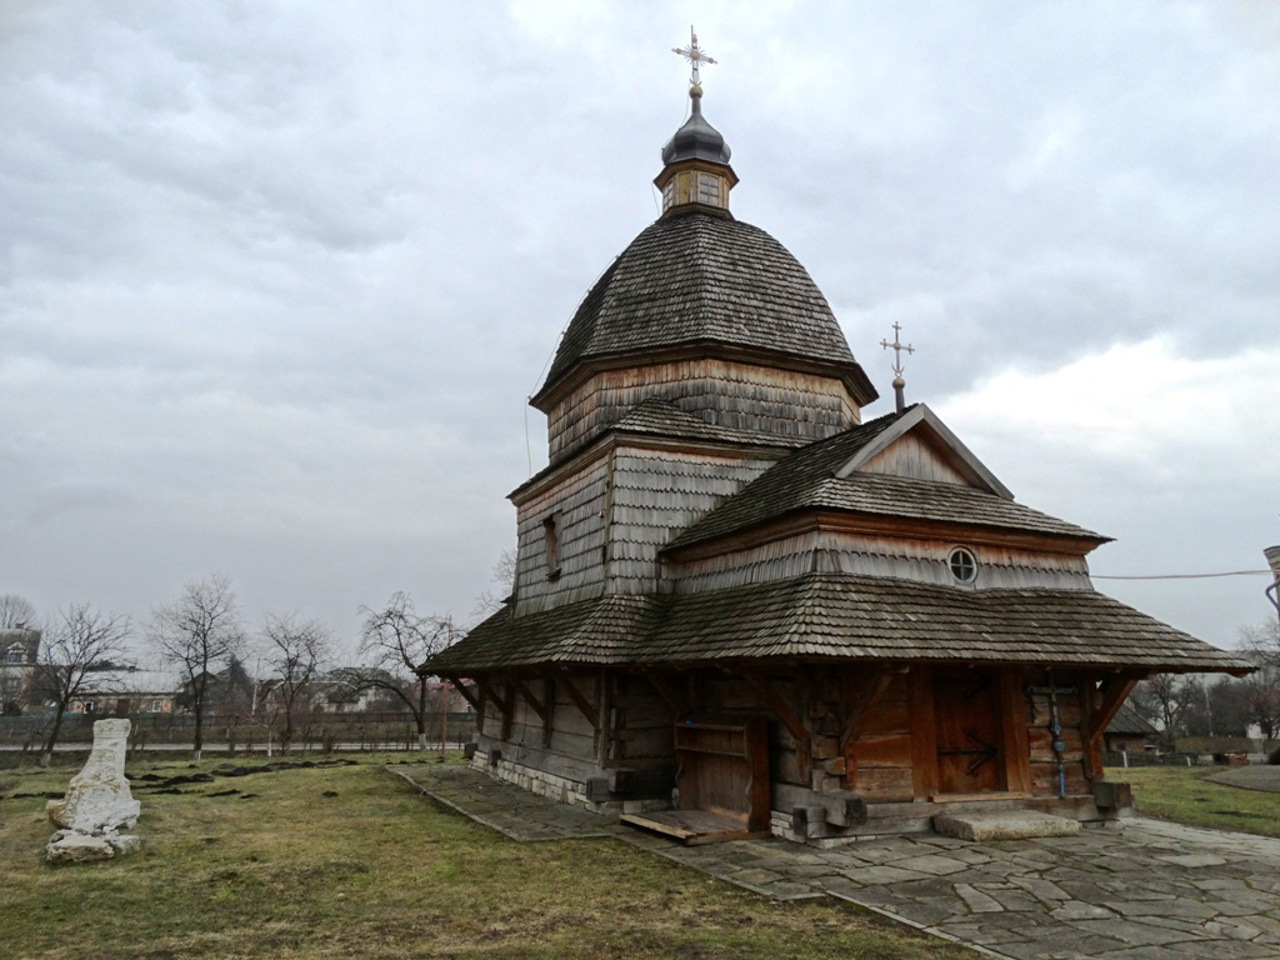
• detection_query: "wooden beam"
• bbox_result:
[839,666,895,753]
[474,677,510,741]
[1082,674,1141,779]
[645,671,690,719]
[473,677,503,711]
[513,677,549,725]
[740,670,812,783]
[446,678,482,715]
[541,676,555,747]
[550,669,599,729]
[998,666,1032,795]
[909,666,938,800]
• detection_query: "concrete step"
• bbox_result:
[933,811,1081,841]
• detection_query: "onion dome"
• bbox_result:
[654,86,738,217]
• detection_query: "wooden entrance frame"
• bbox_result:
[908,664,1033,801]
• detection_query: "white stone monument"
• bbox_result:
[46,718,141,862]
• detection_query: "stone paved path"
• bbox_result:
[391,765,1280,959]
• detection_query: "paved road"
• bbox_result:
[1206,766,1280,795]
[394,765,1280,960]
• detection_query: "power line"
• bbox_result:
[1093,570,1272,581]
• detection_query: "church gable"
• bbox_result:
[834,404,1012,499]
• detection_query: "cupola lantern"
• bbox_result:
[655,29,738,216]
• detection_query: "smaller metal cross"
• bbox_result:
[673,26,717,88]
[880,322,915,377]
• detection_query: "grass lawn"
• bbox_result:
[1124,765,1280,838]
[1,754,972,960]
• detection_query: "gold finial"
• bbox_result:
[673,26,717,91]
[880,322,915,413]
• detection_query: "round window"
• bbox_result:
[949,547,978,584]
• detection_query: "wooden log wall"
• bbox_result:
[608,448,776,595]
[545,359,861,461]
[845,672,915,801]
[514,457,610,615]
[695,665,1093,807]
[608,673,675,768]
[475,673,605,787]
[672,530,1093,594]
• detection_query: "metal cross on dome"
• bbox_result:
[881,321,915,377]
[673,27,717,88]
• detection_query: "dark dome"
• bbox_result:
[539,213,869,398]
[661,94,732,166]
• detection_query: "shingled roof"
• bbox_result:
[536,213,872,402]
[666,408,1105,552]
[429,573,1252,675]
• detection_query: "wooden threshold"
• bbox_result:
[928,791,1031,804]
[620,810,772,846]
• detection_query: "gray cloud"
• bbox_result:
[2,2,1276,652]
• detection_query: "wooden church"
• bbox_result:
[428,46,1249,843]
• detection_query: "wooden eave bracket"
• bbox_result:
[1084,674,1143,748]
[442,676,482,715]
[839,666,899,752]
[550,669,600,729]
[739,670,809,747]
[512,678,550,725]
[644,671,691,719]
[474,678,513,722]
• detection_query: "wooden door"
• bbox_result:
[933,668,1003,795]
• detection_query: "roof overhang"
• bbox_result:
[531,340,879,414]
[663,507,1109,564]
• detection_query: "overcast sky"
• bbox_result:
[2,2,1277,661]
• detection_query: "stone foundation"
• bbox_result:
[470,750,668,817]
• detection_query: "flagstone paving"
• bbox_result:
[391,765,1280,959]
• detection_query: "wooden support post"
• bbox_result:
[645,671,690,719]
[839,666,895,753]
[542,676,555,747]
[909,666,938,800]
[1081,674,1141,780]
[551,669,599,729]
[741,670,812,784]
[998,666,1032,794]
[500,681,515,742]
[474,677,509,741]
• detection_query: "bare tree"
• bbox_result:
[1238,621,1280,740]
[36,604,130,766]
[150,574,245,761]
[348,592,455,750]
[470,548,517,624]
[259,613,331,753]
[1132,673,1194,748]
[0,594,38,629]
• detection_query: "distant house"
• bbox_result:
[71,667,180,716]
[0,625,41,714]
[1104,702,1159,754]
[309,669,400,715]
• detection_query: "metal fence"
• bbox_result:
[0,710,475,754]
